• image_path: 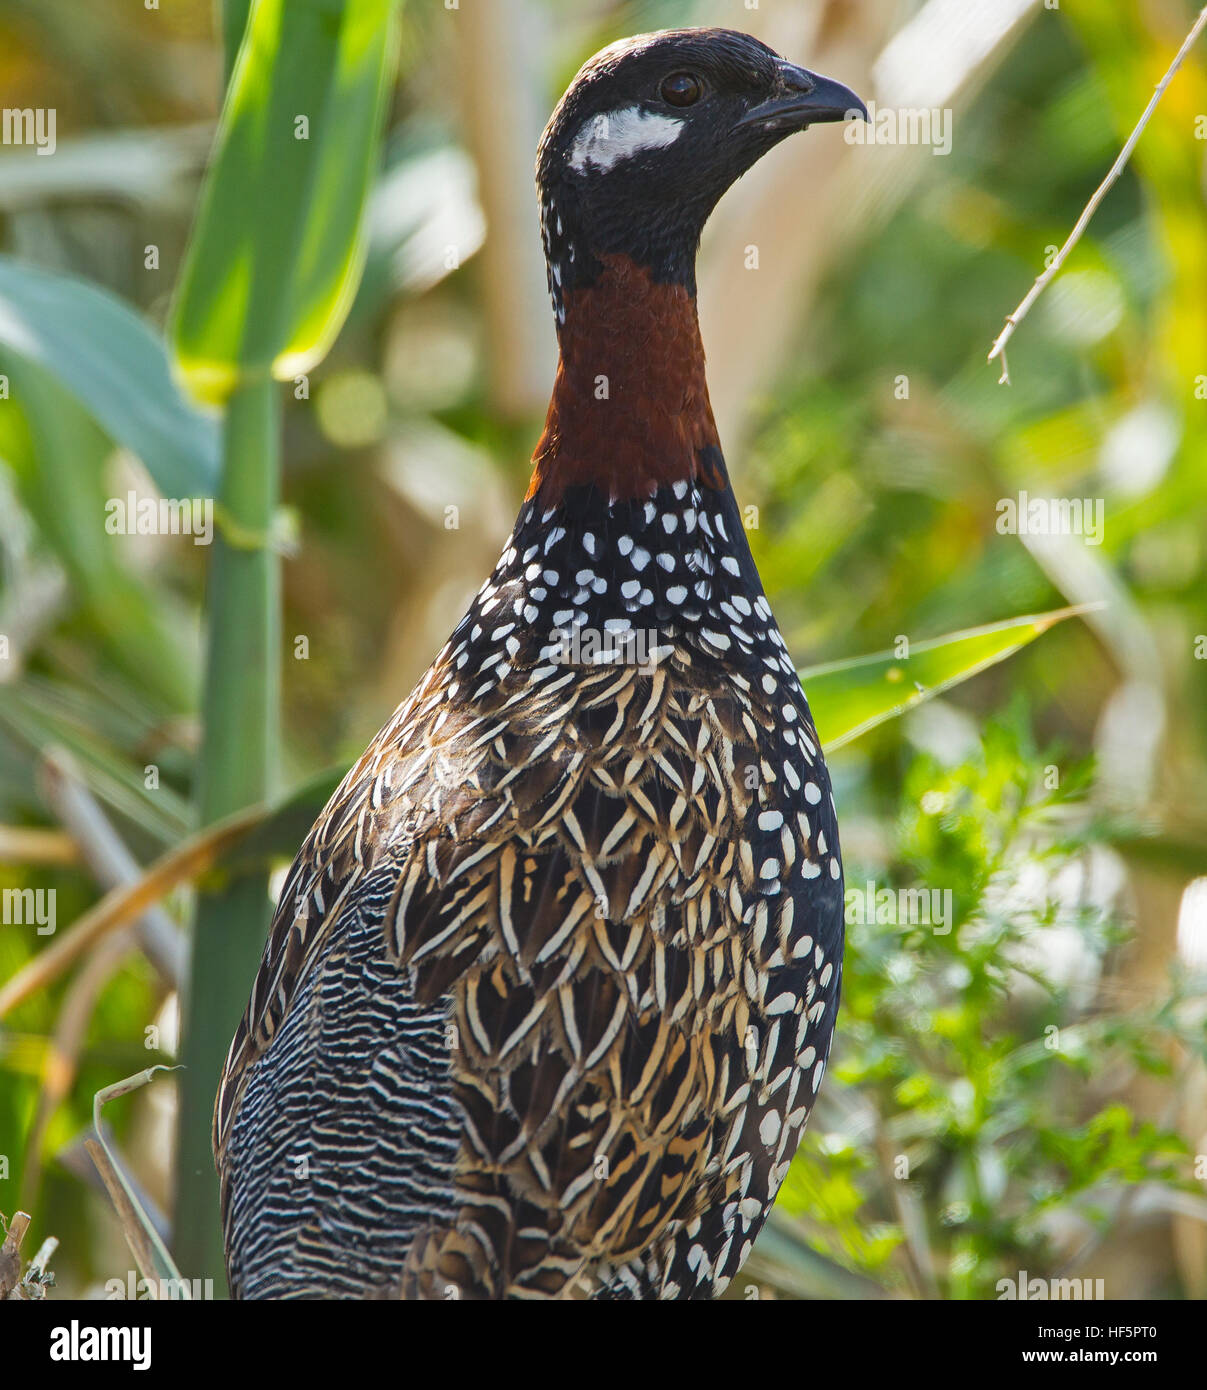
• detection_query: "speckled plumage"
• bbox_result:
[216,26,860,1301]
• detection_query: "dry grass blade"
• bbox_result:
[20,932,138,1210]
[0,805,261,1019]
[87,1066,187,1297]
[41,746,184,987]
[0,825,78,866]
[19,754,188,1204]
[0,765,343,1018]
[84,1139,161,1292]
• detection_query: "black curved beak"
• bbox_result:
[736,62,868,133]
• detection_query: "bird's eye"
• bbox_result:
[660,72,703,107]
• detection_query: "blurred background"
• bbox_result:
[0,0,1205,1300]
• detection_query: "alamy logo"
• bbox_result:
[105,492,214,546]
[996,491,1105,546]
[844,880,951,934]
[845,101,952,156]
[552,625,667,675]
[106,1272,214,1301]
[49,1321,150,1370]
[2,107,56,156]
[997,1271,1105,1301]
[2,886,55,935]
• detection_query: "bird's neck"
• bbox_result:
[527,252,726,507]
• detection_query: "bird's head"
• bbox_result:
[536,28,866,315]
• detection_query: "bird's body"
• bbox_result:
[216,27,862,1300]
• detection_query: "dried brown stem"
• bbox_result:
[0,804,262,1019]
[988,4,1207,383]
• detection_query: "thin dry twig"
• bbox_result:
[87,1066,186,1296]
[41,747,184,987]
[18,752,187,1200]
[85,1139,160,1290]
[988,3,1207,383]
[21,931,135,1209]
[56,1133,170,1241]
[0,825,78,867]
[0,804,262,1019]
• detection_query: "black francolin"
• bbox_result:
[215,27,864,1301]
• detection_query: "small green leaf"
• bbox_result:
[0,258,219,498]
[801,605,1101,751]
[171,0,402,404]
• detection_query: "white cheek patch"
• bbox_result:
[567,106,685,174]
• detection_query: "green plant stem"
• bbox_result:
[174,378,280,1292]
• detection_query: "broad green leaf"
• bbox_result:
[172,0,402,404]
[0,259,219,499]
[0,357,199,712]
[801,605,1099,751]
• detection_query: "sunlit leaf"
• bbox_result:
[801,605,1100,751]
[171,0,402,404]
[0,259,219,499]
